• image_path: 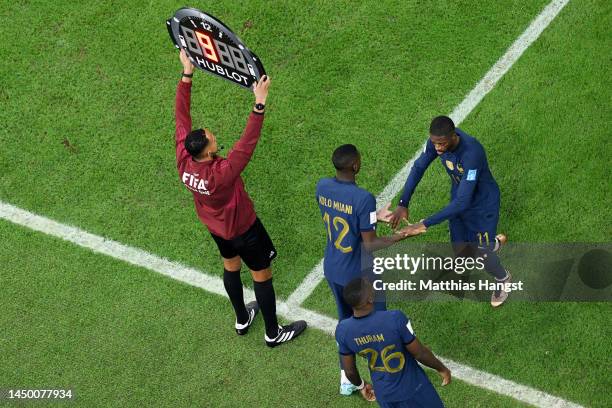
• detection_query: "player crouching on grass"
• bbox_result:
[336,278,451,407]
[174,49,306,347]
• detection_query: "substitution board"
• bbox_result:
[167,8,266,89]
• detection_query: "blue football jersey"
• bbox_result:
[316,178,376,285]
[399,128,500,227]
[335,310,435,403]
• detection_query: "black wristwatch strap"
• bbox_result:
[182,72,193,78]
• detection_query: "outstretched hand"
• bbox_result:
[389,206,408,229]
[179,49,194,74]
[396,221,427,238]
[439,368,452,386]
[376,203,393,223]
[253,75,270,104]
[359,382,376,402]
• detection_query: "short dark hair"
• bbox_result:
[184,129,208,157]
[342,278,372,308]
[332,144,359,171]
[430,116,455,137]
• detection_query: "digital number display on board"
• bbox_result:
[167,8,266,89]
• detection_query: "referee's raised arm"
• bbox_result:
[175,49,195,168]
[220,75,270,181]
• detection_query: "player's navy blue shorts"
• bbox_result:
[327,279,386,321]
[449,208,499,250]
[377,380,444,408]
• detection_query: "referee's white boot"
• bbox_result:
[235,301,259,335]
[265,320,307,347]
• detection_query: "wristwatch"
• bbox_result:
[254,103,265,111]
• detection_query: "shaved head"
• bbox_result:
[429,115,455,137]
[332,144,360,171]
[343,278,373,308]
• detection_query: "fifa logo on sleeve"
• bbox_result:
[467,169,477,181]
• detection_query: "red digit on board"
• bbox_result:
[195,31,219,62]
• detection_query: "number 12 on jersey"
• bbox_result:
[323,212,352,253]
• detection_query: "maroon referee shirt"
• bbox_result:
[175,80,263,240]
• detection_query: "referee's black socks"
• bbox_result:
[253,278,279,338]
[223,269,249,324]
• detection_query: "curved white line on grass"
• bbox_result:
[0,201,583,407]
[286,0,571,307]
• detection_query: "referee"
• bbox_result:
[174,50,306,347]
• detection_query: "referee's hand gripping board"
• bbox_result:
[167,7,266,90]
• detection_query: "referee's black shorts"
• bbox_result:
[210,218,277,271]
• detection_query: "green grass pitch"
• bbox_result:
[0,0,610,407]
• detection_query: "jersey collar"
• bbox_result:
[353,310,375,319]
[333,177,356,185]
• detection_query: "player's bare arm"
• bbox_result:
[406,338,451,386]
[361,218,426,252]
[361,229,410,253]
[361,230,402,252]
[340,354,376,402]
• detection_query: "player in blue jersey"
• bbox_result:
[336,278,451,407]
[316,144,423,395]
[389,116,511,307]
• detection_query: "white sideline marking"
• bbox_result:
[286,0,571,307]
[0,201,583,407]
